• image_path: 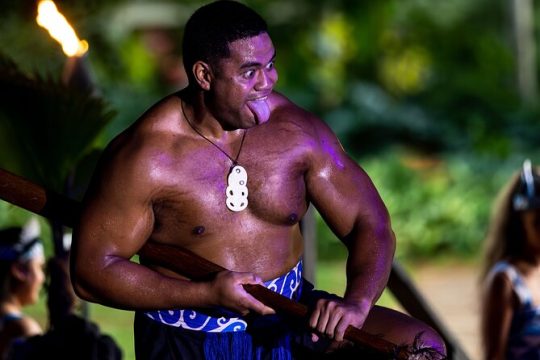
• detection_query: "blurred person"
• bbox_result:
[71,1,446,358]
[480,159,540,359]
[9,256,122,360]
[0,219,44,359]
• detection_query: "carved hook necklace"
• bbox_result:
[181,100,249,212]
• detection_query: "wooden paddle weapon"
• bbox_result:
[0,167,413,358]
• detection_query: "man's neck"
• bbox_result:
[179,87,239,141]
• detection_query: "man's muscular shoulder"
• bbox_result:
[93,95,186,193]
[126,94,185,142]
[270,92,338,152]
[268,93,320,137]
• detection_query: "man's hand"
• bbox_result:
[309,297,371,342]
[209,270,275,316]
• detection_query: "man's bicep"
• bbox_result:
[75,164,155,265]
[306,149,390,241]
[80,193,153,257]
[301,116,390,235]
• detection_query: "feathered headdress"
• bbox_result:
[513,159,540,211]
[0,218,44,261]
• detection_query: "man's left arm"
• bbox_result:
[304,116,396,342]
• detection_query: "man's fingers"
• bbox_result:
[236,274,275,315]
[243,292,275,315]
[325,308,343,339]
[317,313,331,336]
[310,299,329,333]
[217,271,280,316]
[240,273,263,285]
[261,305,276,315]
[334,316,349,342]
[309,306,321,329]
[309,300,367,342]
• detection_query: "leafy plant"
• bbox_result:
[0,53,115,196]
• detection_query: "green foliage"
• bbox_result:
[316,149,540,261]
[0,54,115,195]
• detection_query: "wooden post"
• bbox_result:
[301,204,317,285]
[509,0,537,104]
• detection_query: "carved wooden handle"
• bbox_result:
[138,241,399,356]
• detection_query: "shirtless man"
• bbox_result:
[71,1,445,358]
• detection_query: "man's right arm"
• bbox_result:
[71,132,204,310]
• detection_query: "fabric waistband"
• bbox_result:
[144,260,303,333]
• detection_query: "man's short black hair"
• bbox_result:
[182,0,268,84]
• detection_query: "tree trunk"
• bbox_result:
[47,219,71,329]
[509,0,538,104]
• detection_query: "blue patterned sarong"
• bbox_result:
[144,260,303,333]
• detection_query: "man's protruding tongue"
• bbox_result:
[247,99,270,124]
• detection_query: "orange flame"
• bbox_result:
[36,0,89,57]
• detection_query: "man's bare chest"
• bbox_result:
[152,146,309,227]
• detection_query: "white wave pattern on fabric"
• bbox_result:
[145,260,303,332]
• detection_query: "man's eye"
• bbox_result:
[266,61,274,70]
[243,70,255,79]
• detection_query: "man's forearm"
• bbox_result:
[343,229,395,306]
[72,257,212,311]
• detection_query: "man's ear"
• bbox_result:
[11,262,28,282]
[192,61,213,91]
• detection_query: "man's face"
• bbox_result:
[208,32,278,129]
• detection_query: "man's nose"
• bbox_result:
[255,69,276,91]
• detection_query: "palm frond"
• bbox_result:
[0,52,115,194]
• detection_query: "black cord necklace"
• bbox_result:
[181,100,249,212]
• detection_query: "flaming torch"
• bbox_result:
[36,0,94,92]
[35,0,98,321]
